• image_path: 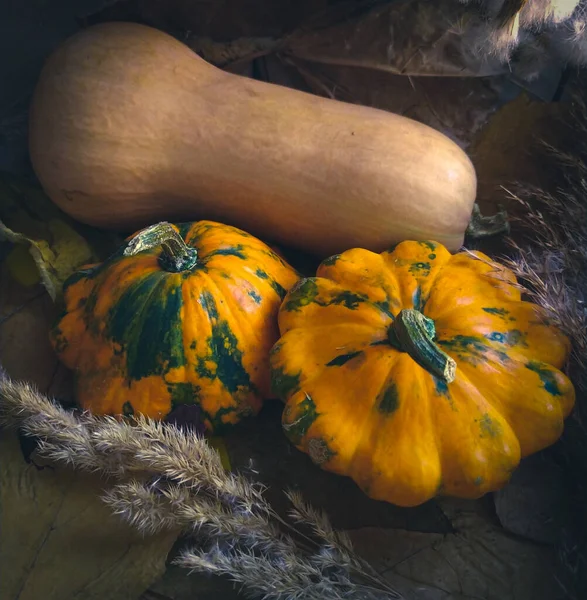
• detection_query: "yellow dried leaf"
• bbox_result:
[0,174,122,301]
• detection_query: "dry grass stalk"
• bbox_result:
[498,98,587,382]
[458,0,585,66]
[495,91,587,599]
[0,375,401,600]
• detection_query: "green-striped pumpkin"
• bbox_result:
[50,220,299,432]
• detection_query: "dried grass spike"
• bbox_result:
[0,375,403,600]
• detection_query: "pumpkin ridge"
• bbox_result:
[381,240,453,312]
[202,270,257,348]
[318,250,403,318]
[446,362,519,431]
[273,324,382,396]
[369,351,405,416]
[349,353,441,505]
[107,271,184,381]
[193,289,257,417]
[433,299,571,370]
[419,256,521,323]
[184,220,263,261]
[436,331,511,368]
[426,367,521,497]
[453,352,572,457]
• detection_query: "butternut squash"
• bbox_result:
[28,22,478,256]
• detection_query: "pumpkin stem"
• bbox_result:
[388,309,456,383]
[465,203,510,239]
[123,222,198,272]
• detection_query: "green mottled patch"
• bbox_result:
[247,289,263,304]
[378,382,400,414]
[486,329,528,347]
[271,366,301,400]
[255,268,287,299]
[63,265,102,290]
[440,335,510,366]
[409,262,431,276]
[169,382,199,409]
[373,300,396,319]
[206,244,246,260]
[526,361,562,396]
[205,405,241,433]
[479,413,501,438]
[329,291,368,310]
[432,376,455,410]
[192,293,254,406]
[199,290,219,320]
[81,285,100,326]
[107,273,186,380]
[268,278,287,299]
[196,329,251,394]
[321,254,341,267]
[326,350,363,367]
[428,253,436,260]
[190,341,196,350]
[507,329,527,347]
[482,307,509,317]
[283,393,319,445]
[176,222,195,240]
[283,278,320,312]
[419,241,437,252]
[474,476,484,486]
[122,401,134,416]
[262,248,285,263]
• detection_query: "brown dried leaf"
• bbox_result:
[0,431,178,600]
[0,265,69,395]
[347,504,563,600]
[284,0,504,78]
[493,454,569,545]
[0,270,178,600]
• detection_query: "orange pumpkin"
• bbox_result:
[50,220,299,432]
[270,240,575,506]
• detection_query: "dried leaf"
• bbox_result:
[185,35,278,68]
[284,0,504,78]
[0,173,122,301]
[347,504,563,600]
[0,431,178,600]
[0,264,68,393]
[0,270,179,600]
[493,454,569,545]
